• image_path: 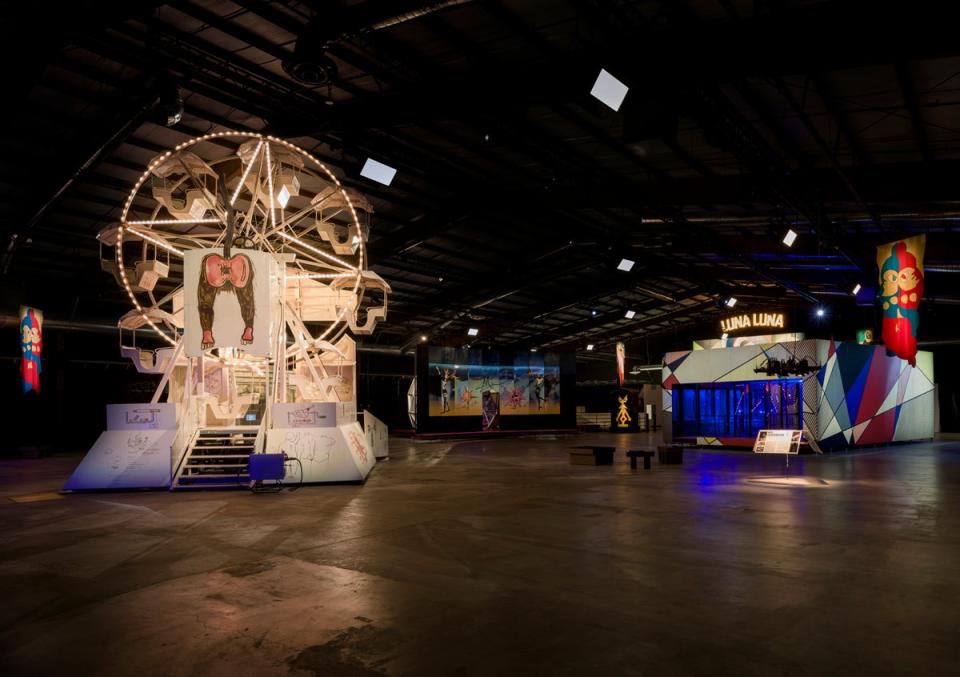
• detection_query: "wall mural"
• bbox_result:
[878,234,925,367]
[427,347,561,416]
[662,338,935,450]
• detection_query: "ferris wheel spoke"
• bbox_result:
[122,225,185,257]
[275,229,359,272]
[230,139,263,206]
[264,141,277,231]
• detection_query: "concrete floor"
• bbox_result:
[1,432,959,676]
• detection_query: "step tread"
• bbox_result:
[186,454,253,459]
[185,463,250,468]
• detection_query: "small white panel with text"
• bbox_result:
[754,429,802,454]
[272,402,337,428]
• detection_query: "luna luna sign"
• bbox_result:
[721,312,785,334]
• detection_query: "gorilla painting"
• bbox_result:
[197,252,256,350]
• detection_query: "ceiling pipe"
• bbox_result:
[644,210,960,225]
[361,1,475,34]
[284,1,475,85]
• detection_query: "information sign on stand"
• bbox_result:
[754,429,802,472]
[753,429,802,455]
[748,430,828,487]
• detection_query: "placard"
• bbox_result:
[272,402,337,428]
[753,429,802,455]
[107,403,178,430]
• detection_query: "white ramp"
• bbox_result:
[64,403,178,491]
[363,409,389,460]
[65,429,175,490]
[265,422,375,483]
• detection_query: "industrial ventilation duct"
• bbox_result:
[283,0,475,85]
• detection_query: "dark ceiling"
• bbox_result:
[1,0,959,357]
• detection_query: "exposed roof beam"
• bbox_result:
[895,60,933,164]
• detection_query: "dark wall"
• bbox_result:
[1,326,161,455]
[355,350,415,431]
[931,345,960,432]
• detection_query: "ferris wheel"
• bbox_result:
[100,131,390,366]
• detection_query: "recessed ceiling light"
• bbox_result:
[586,344,595,351]
[591,309,597,316]
[590,68,629,112]
[617,258,635,272]
[852,283,861,295]
[360,157,397,186]
[420,335,428,342]
[783,229,798,247]
[816,308,825,317]
[625,310,636,319]
[467,327,479,336]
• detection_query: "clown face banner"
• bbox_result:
[616,342,625,387]
[19,306,42,393]
[877,235,925,367]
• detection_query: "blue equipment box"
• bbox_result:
[248,453,285,481]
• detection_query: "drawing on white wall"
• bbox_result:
[280,431,334,465]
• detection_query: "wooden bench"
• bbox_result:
[575,412,611,429]
[569,446,616,466]
[626,450,656,470]
[657,445,684,464]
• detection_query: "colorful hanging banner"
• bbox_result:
[615,342,625,387]
[19,306,43,393]
[877,235,925,367]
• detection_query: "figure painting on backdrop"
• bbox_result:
[436,366,455,414]
[529,372,544,411]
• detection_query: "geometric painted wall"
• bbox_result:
[815,340,935,449]
[663,338,934,450]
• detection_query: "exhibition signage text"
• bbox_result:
[720,312,785,334]
[753,429,802,455]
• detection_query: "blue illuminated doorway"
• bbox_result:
[672,379,802,440]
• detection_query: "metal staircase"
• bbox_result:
[172,426,259,489]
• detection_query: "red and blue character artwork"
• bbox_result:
[877,235,925,367]
[19,306,42,393]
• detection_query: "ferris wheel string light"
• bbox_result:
[121,225,185,256]
[275,229,359,272]
[114,131,374,355]
[231,139,263,206]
